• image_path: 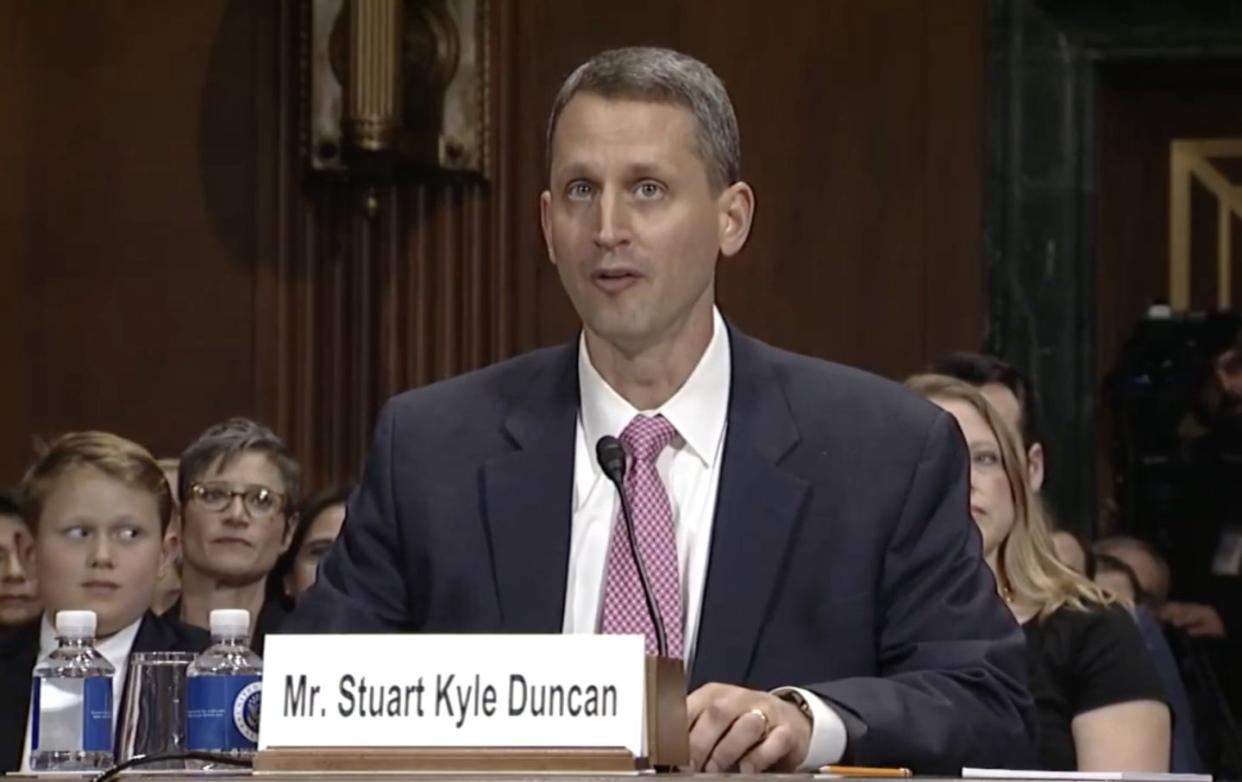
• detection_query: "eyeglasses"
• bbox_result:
[187,482,287,519]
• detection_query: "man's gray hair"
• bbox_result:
[545,47,740,192]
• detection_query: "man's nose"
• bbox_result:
[593,187,632,251]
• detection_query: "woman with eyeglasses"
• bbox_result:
[165,418,300,656]
[906,374,1171,771]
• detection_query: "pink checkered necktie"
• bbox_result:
[599,414,684,658]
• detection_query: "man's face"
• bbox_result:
[35,467,169,637]
[1095,569,1138,603]
[1105,546,1167,604]
[181,452,293,586]
[540,94,752,355]
[0,514,40,626]
[980,382,1044,492]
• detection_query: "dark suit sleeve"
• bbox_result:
[285,401,413,632]
[804,412,1036,773]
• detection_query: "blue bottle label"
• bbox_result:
[187,675,262,751]
[82,677,113,752]
[29,679,38,750]
[30,675,113,753]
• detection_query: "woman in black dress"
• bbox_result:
[908,374,1171,771]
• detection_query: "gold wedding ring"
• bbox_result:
[748,707,770,738]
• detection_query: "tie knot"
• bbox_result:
[619,415,677,463]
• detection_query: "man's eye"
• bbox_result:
[117,527,143,541]
[64,527,90,540]
[635,181,663,199]
[566,182,593,200]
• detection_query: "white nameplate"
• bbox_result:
[259,634,648,755]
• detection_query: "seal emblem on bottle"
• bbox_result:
[232,681,262,744]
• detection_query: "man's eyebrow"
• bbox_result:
[553,161,671,182]
[626,162,669,178]
[553,161,594,182]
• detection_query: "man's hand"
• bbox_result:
[1161,601,1226,638]
[686,683,812,773]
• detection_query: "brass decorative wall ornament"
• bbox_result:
[1169,138,1242,309]
[309,0,489,177]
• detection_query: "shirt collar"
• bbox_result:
[578,307,731,470]
[39,612,144,666]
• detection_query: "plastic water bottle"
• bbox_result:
[29,609,116,771]
[186,609,263,757]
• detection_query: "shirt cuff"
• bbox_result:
[771,686,847,770]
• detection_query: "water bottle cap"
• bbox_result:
[209,608,251,638]
[55,610,97,639]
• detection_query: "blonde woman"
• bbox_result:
[906,374,1170,771]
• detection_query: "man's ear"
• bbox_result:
[718,181,755,258]
[540,190,557,265]
[1027,443,1045,493]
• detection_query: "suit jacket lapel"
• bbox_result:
[691,329,809,689]
[482,343,580,633]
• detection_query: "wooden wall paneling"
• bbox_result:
[0,0,271,482]
[380,181,403,401]
[0,0,988,492]
[0,5,34,484]
[268,0,523,490]
[922,0,986,362]
[254,0,293,460]
[487,0,518,363]
[503,1,549,357]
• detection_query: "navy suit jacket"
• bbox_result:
[288,325,1036,772]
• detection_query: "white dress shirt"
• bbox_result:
[562,307,846,769]
[21,613,142,770]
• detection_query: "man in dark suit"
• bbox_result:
[0,432,210,772]
[289,46,1035,773]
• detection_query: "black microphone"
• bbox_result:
[596,435,669,658]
